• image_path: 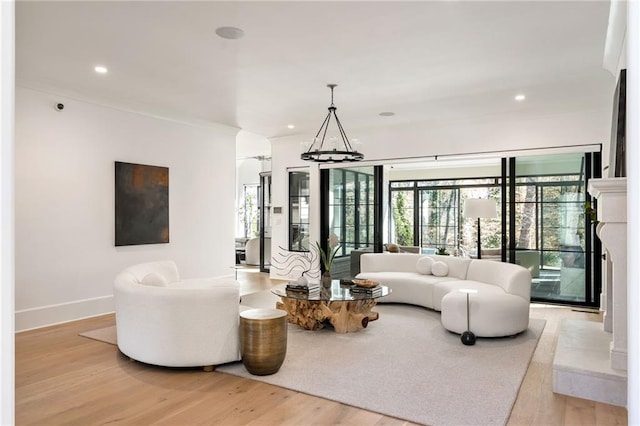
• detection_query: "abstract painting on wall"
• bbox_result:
[115,161,169,246]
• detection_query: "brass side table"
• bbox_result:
[239,308,287,375]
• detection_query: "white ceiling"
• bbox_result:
[16,1,615,142]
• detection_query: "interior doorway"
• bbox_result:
[259,172,272,272]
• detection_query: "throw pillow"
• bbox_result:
[416,256,434,275]
[140,272,168,287]
[431,261,449,277]
[387,243,399,253]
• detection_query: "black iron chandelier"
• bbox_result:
[300,84,364,163]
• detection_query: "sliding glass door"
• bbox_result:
[510,153,601,305]
[259,172,271,272]
[386,151,601,307]
[321,166,382,278]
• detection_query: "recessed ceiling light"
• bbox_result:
[215,26,245,40]
[379,112,395,117]
[94,65,108,74]
[287,124,295,129]
[515,94,526,101]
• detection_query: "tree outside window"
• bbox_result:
[392,191,413,246]
[239,184,259,238]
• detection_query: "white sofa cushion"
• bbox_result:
[441,291,530,337]
[431,261,448,277]
[416,256,434,275]
[140,272,168,287]
[360,253,472,279]
[430,255,471,279]
[355,271,457,308]
[432,280,506,311]
[361,253,428,273]
[466,259,531,301]
[122,260,180,284]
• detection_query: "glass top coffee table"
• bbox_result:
[271,279,390,333]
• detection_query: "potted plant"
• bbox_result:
[316,234,341,287]
[436,247,450,256]
[584,201,598,224]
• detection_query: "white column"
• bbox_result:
[626,0,639,420]
[589,178,627,372]
[0,1,15,425]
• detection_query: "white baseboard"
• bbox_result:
[15,295,115,332]
[15,274,240,332]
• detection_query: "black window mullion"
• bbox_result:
[414,183,420,247]
[354,171,360,250]
[373,166,383,253]
[539,186,544,259]
[508,158,516,264]
[501,158,508,262]
[319,169,329,270]
[584,153,592,304]
[341,170,347,256]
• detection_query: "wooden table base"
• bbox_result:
[275,298,380,333]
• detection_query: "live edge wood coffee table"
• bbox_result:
[271,280,390,333]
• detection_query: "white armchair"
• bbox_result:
[114,261,242,368]
[515,250,541,278]
[244,237,271,266]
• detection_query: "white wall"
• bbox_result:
[1,1,15,423]
[15,87,238,331]
[237,130,270,159]
[350,109,611,162]
[235,130,271,237]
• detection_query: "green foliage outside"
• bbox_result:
[239,185,259,238]
[392,191,413,246]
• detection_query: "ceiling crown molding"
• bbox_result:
[603,0,627,76]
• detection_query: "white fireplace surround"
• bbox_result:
[553,178,628,407]
[590,178,628,371]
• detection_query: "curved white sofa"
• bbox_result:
[356,253,531,337]
[114,261,243,368]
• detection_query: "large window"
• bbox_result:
[239,184,259,238]
[388,151,601,307]
[289,171,310,251]
[390,188,414,246]
[420,188,460,253]
[328,167,375,257]
[390,178,501,256]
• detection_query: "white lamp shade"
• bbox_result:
[464,198,497,219]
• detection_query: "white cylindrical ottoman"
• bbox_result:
[440,291,530,337]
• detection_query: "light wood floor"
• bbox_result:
[16,269,627,425]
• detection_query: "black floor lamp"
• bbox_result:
[464,198,497,259]
[459,288,478,345]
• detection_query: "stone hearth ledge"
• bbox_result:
[553,319,627,407]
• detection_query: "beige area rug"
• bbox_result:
[79,326,117,345]
[218,290,546,426]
